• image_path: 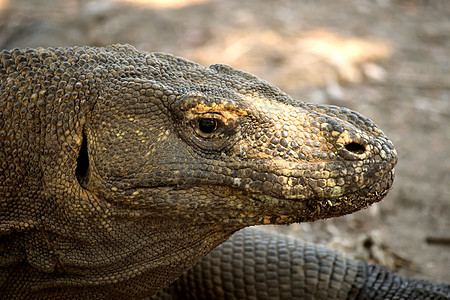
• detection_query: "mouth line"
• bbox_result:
[123,168,395,207]
[116,169,394,224]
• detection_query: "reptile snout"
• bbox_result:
[249,102,399,203]
[316,105,398,166]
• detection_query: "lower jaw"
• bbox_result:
[249,171,394,225]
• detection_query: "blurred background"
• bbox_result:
[1,0,449,282]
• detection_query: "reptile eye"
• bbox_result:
[198,118,218,134]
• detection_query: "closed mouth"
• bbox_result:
[249,167,395,223]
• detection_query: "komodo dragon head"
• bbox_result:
[0,44,397,297]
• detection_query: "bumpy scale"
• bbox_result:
[1,45,397,298]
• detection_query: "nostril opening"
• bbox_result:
[345,142,366,154]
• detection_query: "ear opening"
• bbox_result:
[75,131,89,186]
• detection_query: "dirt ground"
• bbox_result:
[1,0,449,283]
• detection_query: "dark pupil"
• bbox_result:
[198,118,217,134]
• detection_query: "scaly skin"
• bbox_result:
[0,44,399,298]
[154,228,450,299]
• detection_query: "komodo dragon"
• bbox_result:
[0,44,448,299]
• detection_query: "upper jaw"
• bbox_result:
[228,150,397,200]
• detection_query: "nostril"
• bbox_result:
[345,142,366,154]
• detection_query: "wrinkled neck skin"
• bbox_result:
[3,188,239,297]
